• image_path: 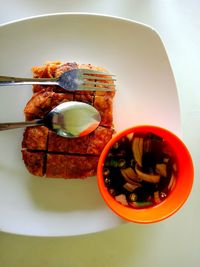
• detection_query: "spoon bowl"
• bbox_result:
[0,101,101,137]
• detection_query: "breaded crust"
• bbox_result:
[22,61,115,179]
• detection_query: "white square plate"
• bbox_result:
[0,13,181,236]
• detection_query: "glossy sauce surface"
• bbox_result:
[103,132,178,208]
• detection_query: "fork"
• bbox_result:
[0,69,115,92]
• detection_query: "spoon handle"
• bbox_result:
[0,119,44,131]
[0,75,58,86]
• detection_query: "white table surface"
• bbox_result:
[0,1,200,266]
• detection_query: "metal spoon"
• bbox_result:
[0,101,101,137]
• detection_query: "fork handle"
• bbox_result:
[0,75,58,86]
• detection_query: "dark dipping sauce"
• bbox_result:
[103,132,178,208]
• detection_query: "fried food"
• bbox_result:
[22,61,115,179]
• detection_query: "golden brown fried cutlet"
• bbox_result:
[22,61,115,179]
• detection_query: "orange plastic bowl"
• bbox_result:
[97,125,194,224]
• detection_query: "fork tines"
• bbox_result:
[78,86,114,92]
[81,69,115,76]
[79,69,116,91]
[81,69,115,80]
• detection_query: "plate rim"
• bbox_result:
[0,12,157,32]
